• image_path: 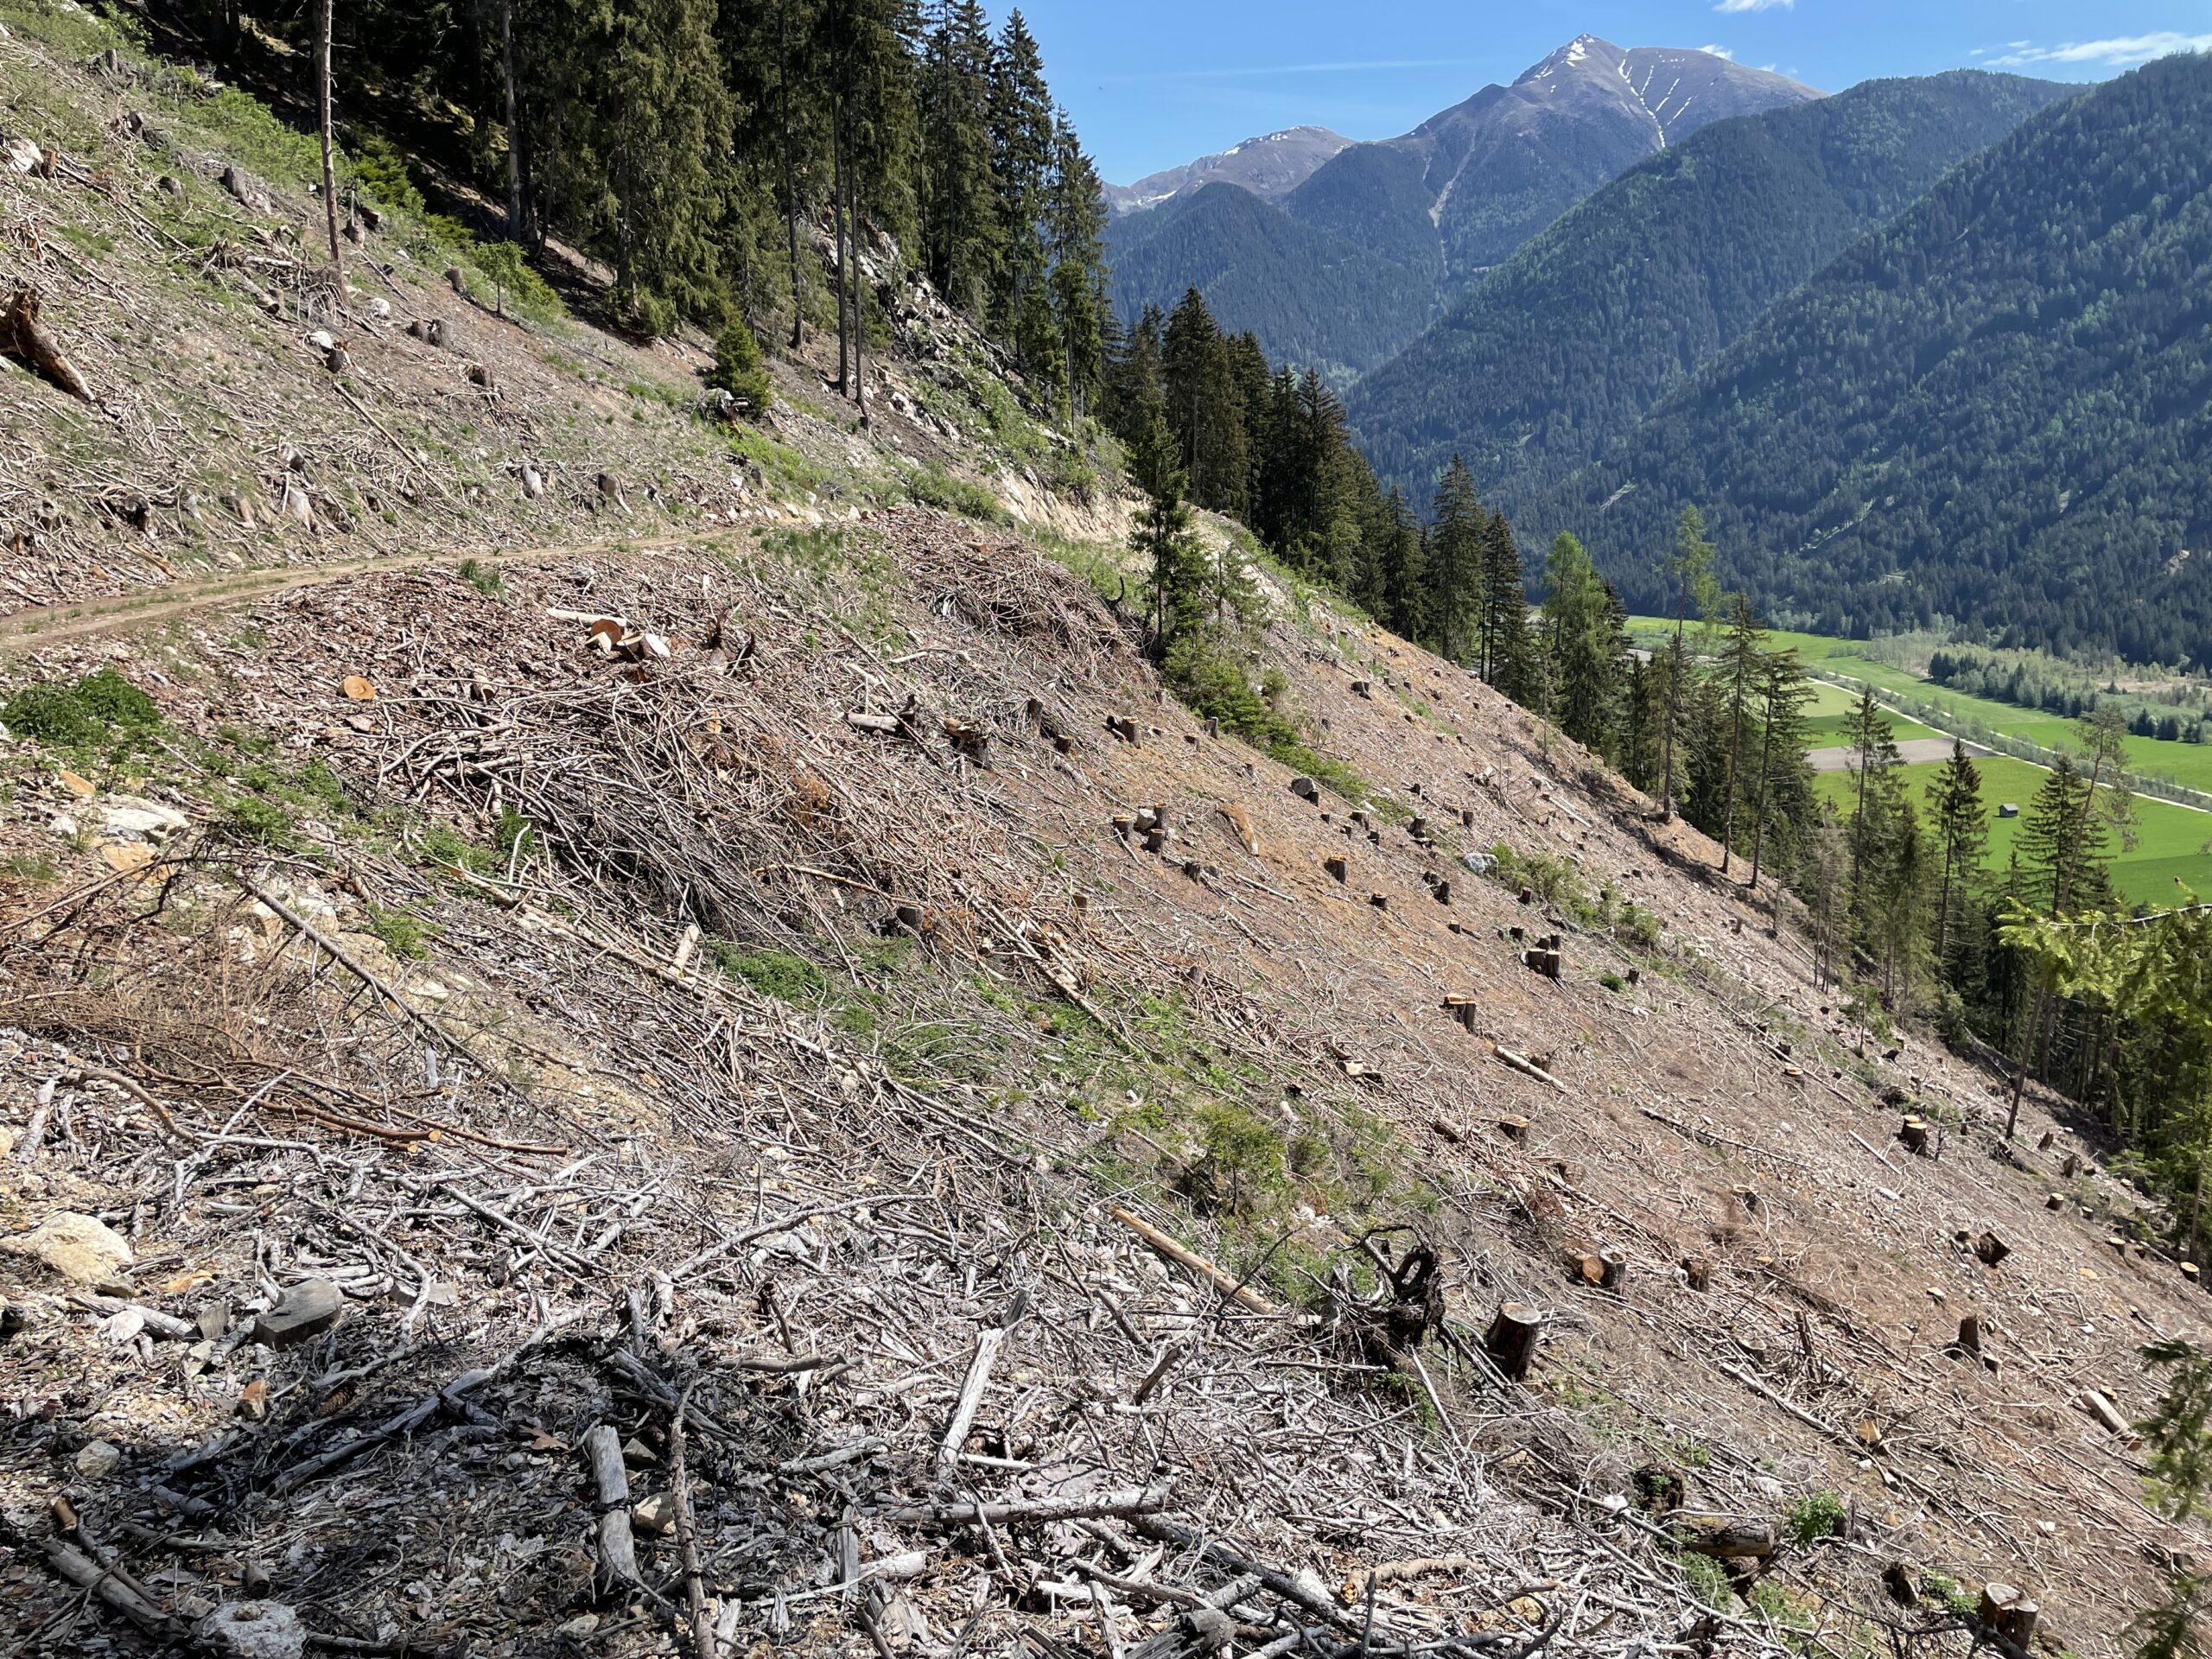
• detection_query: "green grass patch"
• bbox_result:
[3,669,164,753]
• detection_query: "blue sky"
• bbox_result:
[1008,2,2212,185]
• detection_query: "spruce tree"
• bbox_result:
[1429,456,1483,666]
[1543,533,1626,760]
[1656,505,1719,821]
[1747,647,1814,894]
[1481,510,1534,702]
[1841,688,1905,938]
[1930,740,1988,969]
[1128,409,1205,658]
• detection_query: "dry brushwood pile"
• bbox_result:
[0,502,2205,1659]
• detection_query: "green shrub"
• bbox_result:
[353,133,427,219]
[1599,971,1626,993]
[1678,1550,1738,1612]
[1783,1489,1847,1546]
[906,463,1004,523]
[703,318,773,416]
[468,239,565,325]
[3,669,162,748]
[710,944,828,1005]
[366,907,429,959]
[220,796,294,849]
[460,558,506,600]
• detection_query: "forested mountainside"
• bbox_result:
[1522,51,2212,664]
[1348,72,2075,505]
[1105,36,1817,380]
[1105,183,1438,380]
[1103,124,1350,214]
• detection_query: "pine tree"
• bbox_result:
[1931,740,1988,970]
[1543,533,1626,760]
[1481,510,1535,702]
[1747,648,1813,895]
[1841,688,1905,938]
[1656,505,1719,821]
[1713,594,1764,873]
[1128,408,1205,658]
[1429,456,1484,666]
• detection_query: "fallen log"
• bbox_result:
[583,1423,645,1592]
[1675,1513,1777,1560]
[876,1484,1173,1527]
[1492,1044,1567,1093]
[1,288,94,401]
[1109,1205,1278,1316]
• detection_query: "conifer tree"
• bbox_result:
[1656,505,1719,821]
[919,0,997,315]
[1841,688,1905,936]
[1128,409,1206,658]
[1046,110,1107,418]
[1713,594,1765,873]
[1543,533,1626,760]
[1747,647,1814,894]
[1930,740,1989,968]
[1480,510,1535,700]
[1429,456,1484,666]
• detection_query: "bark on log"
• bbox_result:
[1,289,94,401]
[584,1423,645,1592]
[1109,1205,1277,1316]
[1675,1513,1777,1560]
[1484,1301,1541,1381]
[876,1484,1173,1526]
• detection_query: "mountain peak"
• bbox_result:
[1519,34,1624,85]
[1106,126,1354,215]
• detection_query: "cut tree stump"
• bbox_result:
[1,289,93,401]
[1897,1116,1929,1156]
[1974,1229,2010,1268]
[1484,1302,1540,1381]
[1977,1583,2038,1648]
[1323,856,1347,883]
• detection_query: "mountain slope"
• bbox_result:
[1104,124,1351,214]
[1107,37,1818,378]
[1348,71,2076,502]
[1105,182,1439,378]
[1520,52,2212,664]
[2,16,2206,1657]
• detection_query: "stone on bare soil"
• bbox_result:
[254,1279,344,1347]
[2,1211,135,1291]
[75,1439,122,1478]
[194,1600,307,1659]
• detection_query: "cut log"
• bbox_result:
[1,289,93,401]
[1484,1301,1541,1382]
[1675,1514,1777,1560]
[2079,1388,2135,1440]
[1109,1205,1276,1317]
[583,1423,645,1591]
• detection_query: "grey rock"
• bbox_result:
[194,1600,307,1659]
[2,1212,135,1291]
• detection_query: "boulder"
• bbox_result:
[2,1212,135,1290]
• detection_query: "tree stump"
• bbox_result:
[1974,1229,2010,1268]
[1598,1249,1628,1293]
[1977,1583,2038,1648]
[1290,776,1319,802]
[1681,1257,1713,1292]
[1484,1302,1541,1381]
[2044,1192,2066,1210]
[1897,1116,1929,1156]
[1952,1314,1980,1359]
[1323,856,1348,883]
[1106,715,1140,746]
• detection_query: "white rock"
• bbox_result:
[3,1212,134,1288]
[102,795,190,838]
[194,1600,308,1659]
[76,1439,123,1478]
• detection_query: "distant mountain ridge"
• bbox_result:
[1515,53,2212,664]
[1106,35,1821,378]
[1347,70,2077,505]
[1103,126,1352,215]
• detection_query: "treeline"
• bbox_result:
[1100,288,1533,671]
[1929,644,2210,743]
[173,0,1111,409]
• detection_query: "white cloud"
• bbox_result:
[1713,0,1792,13]
[1699,42,1736,60]
[1993,32,2212,67]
